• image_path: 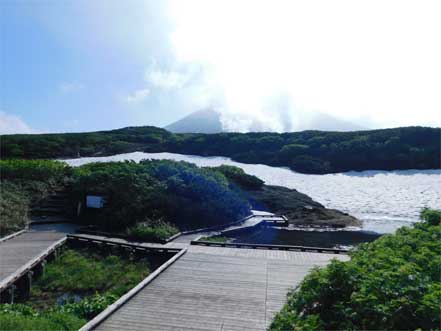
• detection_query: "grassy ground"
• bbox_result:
[29,249,150,310]
[198,235,230,243]
[0,248,150,330]
[127,222,179,242]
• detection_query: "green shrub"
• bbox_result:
[198,236,229,243]
[211,165,264,189]
[271,209,441,331]
[128,221,179,242]
[0,304,38,317]
[58,293,118,319]
[0,159,69,183]
[72,160,250,231]
[0,182,29,236]
[421,207,441,226]
[0,307,85,331]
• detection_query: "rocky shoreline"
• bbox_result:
[243,185,362,228]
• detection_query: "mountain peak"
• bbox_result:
[165,109,367,133]
[165,109,222,133]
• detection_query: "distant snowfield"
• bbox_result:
[63,152,441,234]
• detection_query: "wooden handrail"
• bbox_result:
[191,240,349,254]
[67,234,181,254]
[0,230,27,243]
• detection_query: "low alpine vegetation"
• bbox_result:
[271,208,441,331]
[127,221,179,242]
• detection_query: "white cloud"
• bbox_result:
[0,111,35,134]
[145,60,191,90]
[166,0,441,130]
[126,88,150,103]
[59,82,84,94]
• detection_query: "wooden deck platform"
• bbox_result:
[91,245,348,331]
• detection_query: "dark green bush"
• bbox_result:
[212,165,264,189]
[421,207,441,226]
[271,209,441,331]
[72,160,250,231]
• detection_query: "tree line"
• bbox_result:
[1,126,439,173]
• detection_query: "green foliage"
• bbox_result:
[128,221,179,242]
[0,306,85,331]
[72,160,250,231]
[271,209,441,331]
[0,159,71,208]
[33,249,149,298]
[0,304,38,317]
[0,159,69,183]
[6,249,150,329]
[198,236,229,243]
[57,293,118,320]
[0,182,29,236]
[421,207,441,226]
[212,165,264,189]
[2,126,439,173]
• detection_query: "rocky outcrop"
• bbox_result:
[244,185,361,228]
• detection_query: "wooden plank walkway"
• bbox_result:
[0,231,65,284]
[0,230,349,330]
[92,245,348,331]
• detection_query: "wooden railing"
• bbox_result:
[66,234,181,254]
[191,240,349,254]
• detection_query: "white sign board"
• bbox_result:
[86,195,104,209]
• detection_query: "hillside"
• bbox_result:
[1,126,439,174]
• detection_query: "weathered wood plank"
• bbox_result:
[91,245,348,330]
[0,231,66,283]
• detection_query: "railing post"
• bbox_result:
[34,259,47,278]
[17,271,33,301]
[8,285,16,304]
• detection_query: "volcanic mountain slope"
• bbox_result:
[165,109,223,133]
[165,109,366,133]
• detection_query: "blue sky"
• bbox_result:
[1,1,187,133]
[1,0,441,134]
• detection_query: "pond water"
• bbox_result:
[64,152,441,234]
[230,227,382,249]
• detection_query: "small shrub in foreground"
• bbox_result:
[128,221,179,242]
[57,293,118,320]
[0,305,85,331]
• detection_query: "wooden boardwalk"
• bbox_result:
[0,231,66,290]
[0,229,349,330]
[92,245,348,331]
